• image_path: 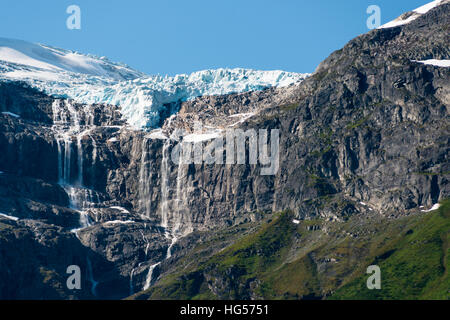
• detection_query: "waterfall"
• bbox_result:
[52,100,100,213]
[166,235,177,259]
[135,116,200,292]
[160,140,171,229]
[52,99,103,295]
[140,229,151,257]
[140,140,171,292]
[142,228,180,291]
[143,262,161,291]
[52,100,81,188]
[140,138,196,292]
[160,139,192,236]
[86,256,98,297]
[76,134,83,186]
[139,137,152,217]
[129,267,135,296]
[175,160,193,236]
[52,101,96,239]
[63,137,71,183]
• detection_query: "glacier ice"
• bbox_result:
[0,38,309,129]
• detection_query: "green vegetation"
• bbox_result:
[332,199,450,300]
[141,211,297,299]
[313,71,328,82]
[133,200,450,300]
[307,174,335,196]
[209,211,295,272]
[309,127,334,158]
[346,115,371,130]
[319,128,333,145]
[280,103,299,112]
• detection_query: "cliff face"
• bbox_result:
[0,2,449,299]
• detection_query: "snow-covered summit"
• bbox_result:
[0,38,309,129]
[0,37,144,80]
[379,0,447,29]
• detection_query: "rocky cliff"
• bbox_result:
[0,1,448,299]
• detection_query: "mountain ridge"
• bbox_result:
[0,0,448,300]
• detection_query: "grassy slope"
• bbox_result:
[131,200,449,300]
[331,199,449,300]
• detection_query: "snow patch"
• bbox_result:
[109,206,130,214]
[183,130,222,143]
[379,0,444,29]
[413,0,443,14]
[421,203,441,212]
[0,37,143,80]
[0,212,19,221]
[412,59,450,67]
[228,112,256,127]
[147,129,168,140]
[4,69,62,81]
[379,15,419,29]
[103,220,135,226]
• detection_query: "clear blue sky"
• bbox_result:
[0,0,430,76]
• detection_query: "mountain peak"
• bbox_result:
[379,0,448,29]
[0,37,144,80]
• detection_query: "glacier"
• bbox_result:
[0,37,309,129]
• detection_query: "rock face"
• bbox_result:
[0,3,449,299]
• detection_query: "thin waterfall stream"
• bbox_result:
[139,137,193,292]
[51,99,99,296]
